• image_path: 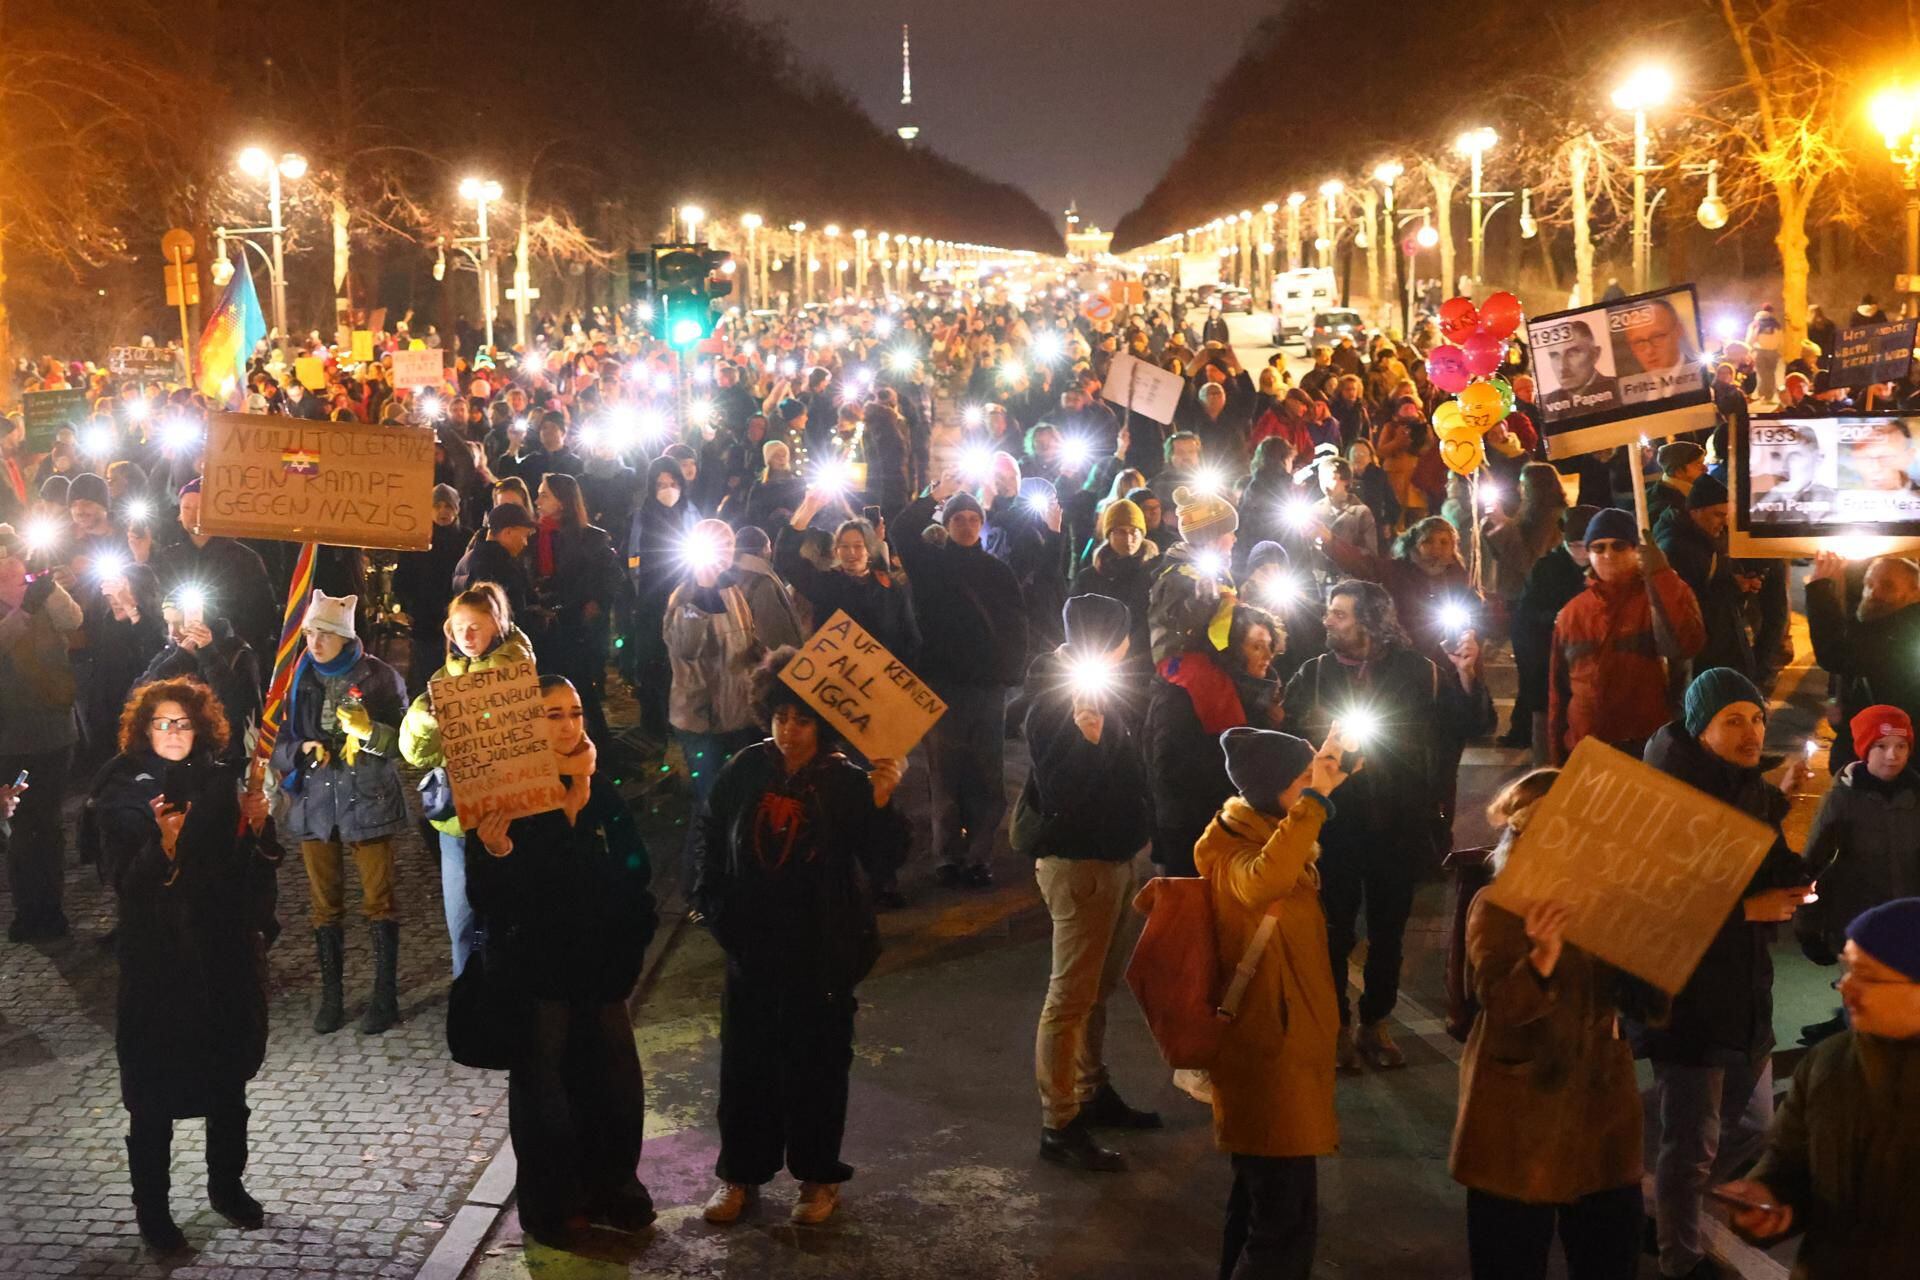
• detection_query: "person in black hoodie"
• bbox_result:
[1639,667,1814,1280]
[1069,498,1155,673]
[530,474,622,746]
[893,482,1027,889]
[392,485,468,693]
[1021,594,1160,1174]
[138,596,263,765]
[466,676,656,1247]
[623,457,700,737]
[689,649,909,1228]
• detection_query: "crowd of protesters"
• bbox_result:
[2,276,1918,1279]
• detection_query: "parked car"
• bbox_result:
[1306,309,1366,347]
[1217,286,1253,314]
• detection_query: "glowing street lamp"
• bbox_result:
[1285,191,1306,271]
[1613,64,1674,293]
[229,146,308,341]
[1870,83,1920,315]
[1454,127,1499,286]
[1317,181,1344,270]
[457,176,505,349]
[679,203,705,241]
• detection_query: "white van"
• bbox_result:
[1270,268,1337,346]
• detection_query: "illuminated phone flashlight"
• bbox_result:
[1438,601,1472,636]
[1803,738,1820,760]
[161,418,201,452]
[874,317,895,338]
[635,301,655,323]
[93,551,129,584]
[781,359,799,377]
[1058,435,1092,470]
[830,326,850,347]
[960,447,996,483]
[79,424,116,457]
[1284,499,1316,531]
[124,498,153,526]
[1192,466,1224,498]
[575,422,604,452]
[693,363,713,385]
[511,416,530,436]
[175,585,208,624]
[885,347,916,374]
[1066,655,1117,700]
[1341,707,1380,749]
[680,529,729,576]
[22,518,60,554]
[418,393,443,419]
[1193,549,1225,578]
[622,361,647,382]
[687,398,715,428]
[1478,479,1502,508]
[1032,332,1066,365]
[124,397,151,422]
[999,358,1027,383]
[651,372,674,394]
[812,458,854,496]
[1261,571,1300,609]
[963,404,986,429]
[636,408,672,447]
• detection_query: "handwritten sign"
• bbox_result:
[1100,352,1185,425]
[108,346,185,379]
[198,413,435,549]
[780,609,947,760]
[1484,737,1777,994]
[1832,319,1916,389]
[22,388,88,452]
[390,347,442,390]
[294,356,328,391]
[350,330,375,363]
[430,658,564,830]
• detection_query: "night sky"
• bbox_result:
[732,0,1276,233]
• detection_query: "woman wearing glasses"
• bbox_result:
[91,676,274,1253]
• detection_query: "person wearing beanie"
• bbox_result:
[1509,506,1601,761]
[1805,549,1920,774]
[1190,724,1353,1279]
[140,475,280,668]
[65,470,116,548]
[1072,498,1157,666]
[1795,705,1920,1045]
[1718,898,1920,1278]
[1653,469,1780,688]
[453,502,536,620]
[1640,667,1815,1280]
[1097,496,1144,540]
[392,484,471,693]
[1017,593,1159,1172]
[891,474,1027,890]
[1236,540,1326,685]
[268,590,411,1036]
[1547,505,1704,764]
[1145,484,1240,665]
[1648,440,1707,528]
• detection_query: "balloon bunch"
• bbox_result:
[1428,291,1525,477]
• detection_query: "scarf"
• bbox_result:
[537,515,561,579]
[286,638,364,738]
[1159,650,1245,736]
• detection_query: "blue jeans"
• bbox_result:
[439,830,476,977]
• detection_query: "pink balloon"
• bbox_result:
[1428,344,1471,393]
[1461,331,1503,378]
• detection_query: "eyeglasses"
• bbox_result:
[149,716,194,733]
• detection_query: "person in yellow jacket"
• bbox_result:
[398,581,536,975]
[1194,723,1358,1280]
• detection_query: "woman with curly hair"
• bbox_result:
[91,677,274,1252]
[689,648,911,1227]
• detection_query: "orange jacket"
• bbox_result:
[1548,568,1703,762]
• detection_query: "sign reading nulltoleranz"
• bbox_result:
[198,414,435,550]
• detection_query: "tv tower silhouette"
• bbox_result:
[897,24,919,146]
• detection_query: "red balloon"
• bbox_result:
[1439,296,1479,342]
[1461,331,1503,378]
[1428,344,1472,392]
[1478,291,1524,340]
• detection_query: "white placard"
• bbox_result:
[1100,352,1185,426]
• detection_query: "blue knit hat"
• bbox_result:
[1246,540,1291,573]
[1581,507,1638,547]
[1847,899,1920,982]
[1683,666,1767,737]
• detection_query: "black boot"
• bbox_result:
[127,1123,186,1252]
[359,920,400,1034]
[1039,1117,1126,1172]
[1080,1082,1163,1130]
[313,925,345,1034]
[206,1105,264,1229]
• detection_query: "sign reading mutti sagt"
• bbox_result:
[1527,283,1716,458]
[780,610,947,760]
[197,413,436,550]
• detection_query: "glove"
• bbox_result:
[336,703,373,740]
[20,575,54,614]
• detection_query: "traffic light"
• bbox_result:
[643,244,734,348]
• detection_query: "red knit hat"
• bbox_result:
[1851,704,1913,762]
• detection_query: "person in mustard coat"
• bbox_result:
[1193,724,1358,1280]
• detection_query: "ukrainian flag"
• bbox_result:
[196,255,267,402]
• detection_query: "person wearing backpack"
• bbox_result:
[1193,724,1357,1280]
[1021,594,1159,1173]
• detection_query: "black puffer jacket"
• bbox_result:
[1637,722,1808,1065]
[94,748,277,1116]
[1799,762,1920,954]
[690,740,909,990]
[1021,650,1149,861]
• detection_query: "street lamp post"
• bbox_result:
[1285,193,1305,273]
[1454,128,1500,288]
[852,228,869,295]
[235,146,307,342]
[1870,84,1920,317]
[823,225,841,298]
[1260,201,1278,295]
[1318,181,1344,275]
[740,213,762,310]
[788,221,807,305]
[1373,162,1403,330]
[1613,65,1673,294]
[457,177,503,351]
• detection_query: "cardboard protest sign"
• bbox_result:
[350,330,376,363]
[198,414,435,549]
[1729,414,1920,556]
[1832,319,1916,390]
[1528,284,1715,459]
[1484,737,1777,994]
[1101,352,1185,425]
[390,347,442,389]
[294,356,328,391]
[108,346,185,378]
[780,609,947,760]
[429,657,565,829]
[22,388,88,452]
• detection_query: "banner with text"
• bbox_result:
[1730,415,1920,555]
[1100,352,1185,426]
[390,347,443,389]
[1484,737,1776,994]
[199,414,435,549]
[780,609,948,760]
[21,388,88,452]
[430,658,565,830]
[1528,284,1715,458]
[1832,319,1917,390]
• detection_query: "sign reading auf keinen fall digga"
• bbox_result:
[1483,736,1777,994]
[780,609,947,760]
[198,413,435,549]
[429,657,565,830]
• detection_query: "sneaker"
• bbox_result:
[961,862,995,889]
[1172,1068,1215,1103]
[592,1185,658,1233]
[790,1181,840,1225]
[1039,1119,1126,1172]
[1080,1082,1163,1130]
[1335,1025,1361,1074]
[1357,1020,1407,1069]
[702,1182,752,1225]
[1799,1013,1847,1047]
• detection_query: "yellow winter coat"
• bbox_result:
[1193,794,1340,1158]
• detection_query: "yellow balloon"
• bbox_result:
[1440,434,1486,476]
[1436,420,1481,445]
[1432,400,1466,433]
[1458,381,1505,432]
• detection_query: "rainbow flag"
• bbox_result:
[197,255,267,402]
[249,541,317,786]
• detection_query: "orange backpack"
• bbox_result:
[1126,876,1283,1071]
